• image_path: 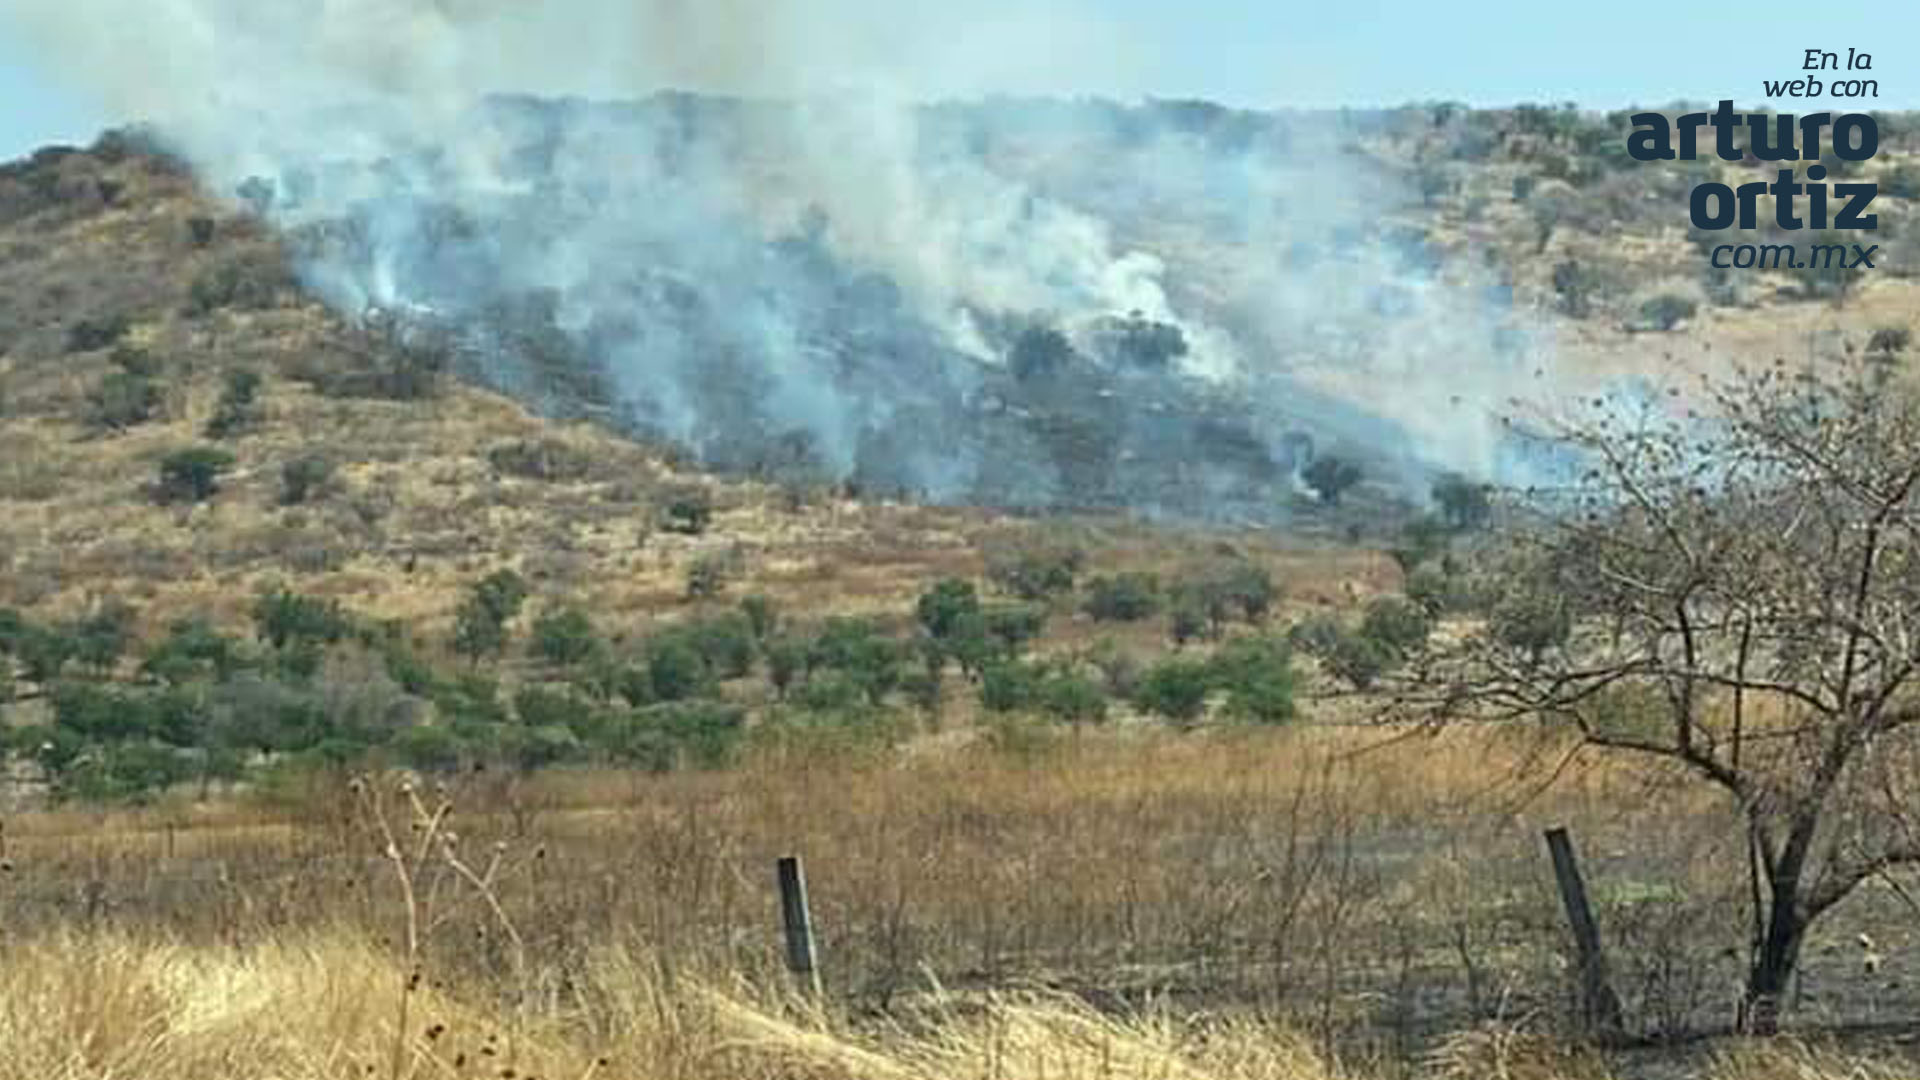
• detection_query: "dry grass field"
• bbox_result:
[4,728,1919,1078]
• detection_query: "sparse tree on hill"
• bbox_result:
[1302,455,1364,506]
[451,571,528,664]
[156,446,235,503]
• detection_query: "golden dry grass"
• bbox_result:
[0,924,1910,1080]
[0,727,1811,1076]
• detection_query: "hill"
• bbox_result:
[0,99,1917,800]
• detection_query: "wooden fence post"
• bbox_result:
[1543,826,1625,1035]
[776,855,822,997]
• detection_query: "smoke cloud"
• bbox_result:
[6,0,1553,522]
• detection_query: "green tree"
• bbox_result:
[71,601,136,674]
[980,660,1046,714]
[1208,635,1297,724]
[645,636,710,703]
[916,578,982,640]
[279,455,335,506]
[1037,670,1108,727]
[1134,658,1212,725]
[739,594,779,641]
[1360,596,1433,657]
[660,488,714,535]
[1083,573,1162,622]
[1432,473,1494,531]
[984,543,1083,601]
[1302,455,1364,505]
[530,605,601,668]
[205,367,263,438]
[89,370,161,431]
[251,589,347,651]
[452,571,529,663]
[1008,325,1074,382]
[156,446,235,503]
[1325,632,1393,689]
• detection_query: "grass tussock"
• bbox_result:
[0,928,1911,1080]
[0,927,1362,1080]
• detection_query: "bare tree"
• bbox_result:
[1389,356,1920,1033]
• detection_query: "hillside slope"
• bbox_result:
[0,137,1394,659]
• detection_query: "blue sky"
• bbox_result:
[2,0,1914,160]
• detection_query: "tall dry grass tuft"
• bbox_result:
[1706,1040,1920,1080]
[0,928,1355,1080]
[1424,1019,1612,1080]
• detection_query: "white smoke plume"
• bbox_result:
[5,0,1552,520]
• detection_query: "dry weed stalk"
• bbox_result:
[352,771,533,1080]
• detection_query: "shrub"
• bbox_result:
[1008,325,1075,382]
[626,701,746,770]
[70,601,136,673]
[1325,632,1393,689]
[1553,259,1600,316]
[1302,455,1364,505]
[251,589,348,650]
[513,685,599,737]
[1868,327,1912,356]
[679,613,757,681]
[109,344,163,378]
[204,368,264,439]
[685,553,731,600]
[156,446,235,503]
[980,660,1046,714]
[473,570,529,625]
[1208,635,1297,724]
[984,542,1084,601]
[981,604,1048,654]
[1491,592,1571,661]
[278,454,336,506]
[1389,515,1453,573]
[141,614,240,680]
[805,617,904,705]
[1211,562,1278,622]
[1634,293,1697,332]
[1037,670,1108,726]
[57,741,194,802]
[1405,566,1461,616]
[451,572,528,664]
[66,314,130,353]
[739,594,778,641]
[15,624,78,684]
[1169,593,1210,646]
[1360,596,1433,656]
[1432,473,1494,531]
[765,636,805,698]
[644,636,710,702]
[184,254,289,316]
[660,488,713,535]
[88,371,162,431]
[530,605,601,668]
[916,578,982,640]
[498,724,582,773]
[1134,658,1213,724]
[1083,573,1161,622]
[432,673,508,728]
[487,438,596,482]
[391,725,466,773]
